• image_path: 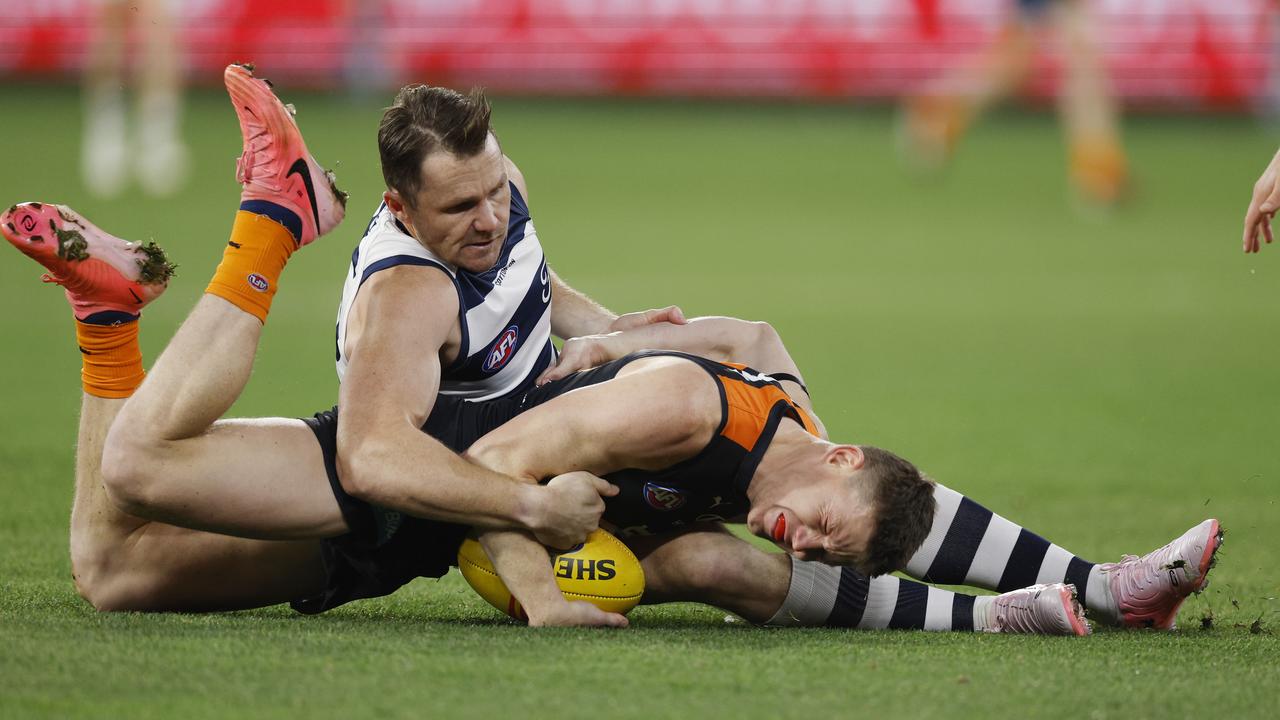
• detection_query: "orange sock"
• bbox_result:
[76,320,145,399]
[204,211,297,323]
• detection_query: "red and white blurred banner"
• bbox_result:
[1,0,1274,107]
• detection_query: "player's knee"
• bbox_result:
[72,571,131,612]
[99,431,166,518]
[70,550,149,612]
[80,580,162,613]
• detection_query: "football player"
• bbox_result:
[2,64,656,623]
[3,67,1218,634]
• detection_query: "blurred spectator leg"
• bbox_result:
[1054,0,1129,206]
[134,0,189,197]
[343,0,394,100]
[900,15,1034,171]
[83,0,129,198]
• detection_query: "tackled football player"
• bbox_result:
[3,66,1220,633]
[0,65,662,624]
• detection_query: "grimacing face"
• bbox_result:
[746,446,878,571]
[385,133,511,273]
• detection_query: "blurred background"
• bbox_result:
[4,0,1277,202]
[0,0,1277,631]
[5,0,1274,101]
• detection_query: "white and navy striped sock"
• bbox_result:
[764,558,997,631]
[905,484,1109,611]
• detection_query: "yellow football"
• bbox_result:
[457,528,645,621]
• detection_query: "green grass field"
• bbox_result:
[1,84,1278,718]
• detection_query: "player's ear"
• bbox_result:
[827,444,865,471]
[384,189,408,220]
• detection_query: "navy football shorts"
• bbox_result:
[288,361,633,614]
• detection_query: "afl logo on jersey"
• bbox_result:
[643,483,687,511]
[246,273,270,293]
[483,325,520,373]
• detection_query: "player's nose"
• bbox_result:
[790,526,823,553]
[474,200,501,233]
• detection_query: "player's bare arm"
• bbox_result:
[464,356,721,620]
[336,265,603,547]
[473,355,719,485]
[475,502,626,628]
[548,269,688,338]
[538,316,826,438]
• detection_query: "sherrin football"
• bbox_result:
[457,528,645,620]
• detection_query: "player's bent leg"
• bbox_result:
[102,64,349,539]
[5,207,331,612]
[74,395,328,612]
[627,524,790,623]
[115,60,346,448]
[102,414,348,540]
[629,525,1087,635]
[78,523,326,612]
[112,294,267,444]
[767,557,1086,635]
[905,482,1220,629]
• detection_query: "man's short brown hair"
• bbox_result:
[859,446,936,576]
[378,85,493,207]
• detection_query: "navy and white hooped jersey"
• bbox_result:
[335,183,556,401]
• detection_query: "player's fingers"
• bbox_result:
[1245,202,1263,252]
[569,603,629,628]
[535,365,562,386]
[638,306,684,326]
[540,533,573,550]
[554,531,586,550]
[592,476,621,497]
[537,354,584,385]
[1257,190,1280,250]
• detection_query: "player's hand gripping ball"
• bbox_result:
[457,528,645,621]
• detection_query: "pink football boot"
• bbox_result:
[987,583,1091,636]
[224,63,347,247]
[2,203,173,321]
[1099,518,1223,629]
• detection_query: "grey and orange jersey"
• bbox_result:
[334,183,556,401]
